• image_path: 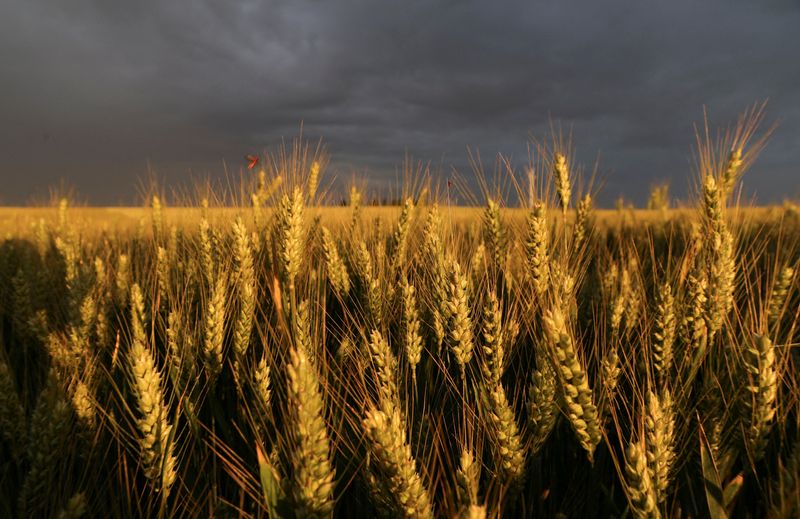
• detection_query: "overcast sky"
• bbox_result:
[1,0,799,205]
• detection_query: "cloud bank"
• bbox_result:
[1,0,798,204]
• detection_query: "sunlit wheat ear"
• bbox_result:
[481,380,525,485]
[482,198,504,269]
[553,152,571,215]
[254,355,271,413]
[285,343,336,517]
[527,364,558,455]
[293,298,316,362]
[424,205,449,338]
[683,271,709,353]
[392,197,415,270]
[203,272,226,378]
[130,283,147,347]
[349,185,363,230]
[0,353,26,460]
[199,216,216,283]
[321,227,351,297]
[277,187,305,293]
[445,259,475,378]
[356,241,383,326]
[56,492,87,519]
[70,377,96,431]
[652,282,676,383]
[743,334,777,460]
[362,406,434,519]
[542,306,602,461]
[128,284,177,494]
[424,204,445,259]
[115,253,130,305]
[156,246,170,308]
[400,277,423,381]
[45,332,78,375]
[167,310,194,392]
[308,160,320,203]
[601,262,619,299]
[72,293,97,354]
[456,449,485,518]
[768,266,794,330]
[624,441,659,519]
[608,270,626,337]
[702,174,735,338]
[469,242,486,292]
[232,217,256,362]
[19,371,73,517]
[151,194,163,243]
[721,147,744,199]
[645,390,675,503]
[367,330,400,406]
[481,289,505,385]
[600,348,621,403]
[573,193,592,249]
[54,236,79,306]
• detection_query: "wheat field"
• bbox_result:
[1,119,799,518]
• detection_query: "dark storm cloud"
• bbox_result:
[1,0,799,205]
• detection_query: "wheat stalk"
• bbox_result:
[128,284,177,494]
[233,217,256,362]
[203,272,227,378]
[401,277,423,380]
[743,334,777,460]
[445,259,475,378]
[481,380,525,485]
[645,390,675,503]
[322,227,351,298]
[285,342,336,517]
[542,306,602,461]
[308,160,321,203]
[151,194,163,243]
[624,440,660,519]
[456,449,485,519]
[652,282,676,382]
[553,152,572,216]
[527,364,558,455]
[199,216,216,284]
[19,371,73,516]
[768,266,794,331]
[115,253,131,306]
[367,330,400,406]
[482,198,504,269]
[278,187,305,294]
[703,174,735,338]
[156,246,170,308]
[481,289,505,385]
[525,203,549,297]
[394,197,415,270]
[683,271,709,353]
[573,193,592,249]
[721,147,744,199]
[363,406,434,518]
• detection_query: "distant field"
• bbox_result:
[0,205,788,235]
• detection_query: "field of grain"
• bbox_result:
[1,135,799,518]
